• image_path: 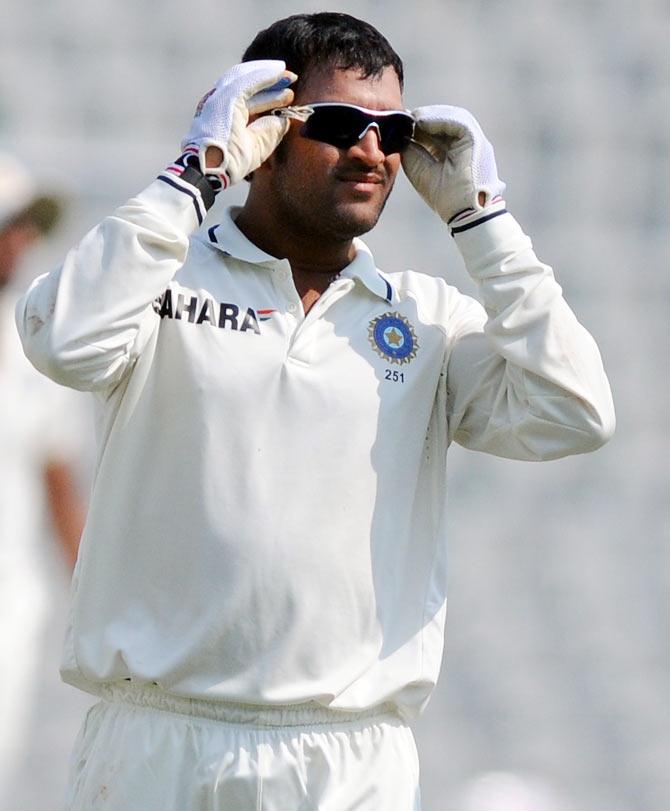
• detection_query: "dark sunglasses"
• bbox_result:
[273,103,415,155]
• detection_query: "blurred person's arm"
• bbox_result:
[43,460,85,569]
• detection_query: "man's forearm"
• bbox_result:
[44,461,86,569]
[446,211,615,460]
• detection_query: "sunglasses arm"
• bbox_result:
[271,105,314,122]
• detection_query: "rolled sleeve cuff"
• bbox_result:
[141,174,209,231]
[452,208,534,280]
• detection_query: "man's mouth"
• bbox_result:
[336,171,386,195]
[337,172,384,185]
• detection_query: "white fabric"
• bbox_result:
[65,684,420,810]
[15,179,614,721]
[181,60,295,186]
[402,104,506,222]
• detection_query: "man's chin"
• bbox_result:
[328,201,387,238]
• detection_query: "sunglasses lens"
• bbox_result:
[301,106,365,149]
[301,106,413,154]
[379,117,414,154]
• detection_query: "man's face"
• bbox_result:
[260,65,405,243]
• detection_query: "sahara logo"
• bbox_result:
[153,289,276,335]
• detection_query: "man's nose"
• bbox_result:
[348,125,385,164]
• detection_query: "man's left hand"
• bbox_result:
[402,105,506,225]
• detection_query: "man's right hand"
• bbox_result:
[180,61,297,188]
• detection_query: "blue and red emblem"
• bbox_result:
[368,311,418,365]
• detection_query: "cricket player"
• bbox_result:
[0,153,87,807]
[16,12,615,810]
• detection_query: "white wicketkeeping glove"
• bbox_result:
[402,105,506,225]
[181,60,296,188]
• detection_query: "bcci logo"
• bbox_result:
[368,311,418,365]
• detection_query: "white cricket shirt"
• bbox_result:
[16,179,614,718]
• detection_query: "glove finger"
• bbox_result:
[402,139,440,172]
[412,104,479,130]
[401,140,442,198]
[411,105,482,148]
[412,129,450,163]
[228,61,295,102]
[247,86,295,116]
[246,115,291,166]
[415,119,471,150]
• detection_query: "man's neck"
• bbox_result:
[235,197,356,278]
[234,198,357,312]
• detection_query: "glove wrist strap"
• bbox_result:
[158,150,222,225]
[178,163,217,211]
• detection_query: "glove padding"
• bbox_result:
[181,60,296,188]
[402,105,505,224]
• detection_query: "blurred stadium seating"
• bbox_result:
[1,1,667,809]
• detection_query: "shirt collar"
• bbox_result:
[206,207,279,267]
[206,206,395,304]
[341,238,395,304]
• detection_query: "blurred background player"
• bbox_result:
[0,152,90,809]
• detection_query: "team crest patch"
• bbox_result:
[368,311,419,365]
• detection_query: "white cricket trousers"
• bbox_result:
[64,684,422,810]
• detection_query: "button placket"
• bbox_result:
[303,279,354,323]
[269,263,301,326]
[286,279,356,366]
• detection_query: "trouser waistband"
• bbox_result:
[95,682,400,728]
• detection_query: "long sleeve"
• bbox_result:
[445,210,615,460]
[15,179,202,392]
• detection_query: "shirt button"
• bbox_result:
[278,269,289,281]
[287,303,297,313]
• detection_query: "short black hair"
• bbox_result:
[242,12,404,90]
